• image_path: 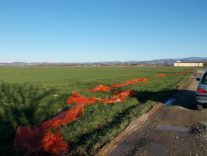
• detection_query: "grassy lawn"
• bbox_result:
[0,66,194,155]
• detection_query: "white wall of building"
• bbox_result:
[174,62,204,67]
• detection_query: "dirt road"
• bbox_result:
[98,74,207,156]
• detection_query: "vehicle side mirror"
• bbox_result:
[196,78,201,81]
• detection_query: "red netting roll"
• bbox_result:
[41,130,69,155]
[111,78,149,88]
[85,84,112,92]
[111,83,127,88]
[14,77,149,155]
[14,104,84,155]
[100,90,132,104]
[66,92,97,106]
[41,104,84,129]
[124,78,149,85]
[156,74,168,77]
[176,71,189,75]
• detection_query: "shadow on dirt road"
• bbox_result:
[131,89,197,110]
[173,90,197,110]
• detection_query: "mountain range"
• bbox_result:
[0,57,207,66]
[126,57,207,66]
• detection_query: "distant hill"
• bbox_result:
[136,57,207,65]
[125,57,207,66]
[179,57,207,62]
[0,57,207,66]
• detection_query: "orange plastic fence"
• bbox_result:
[67,90,133,105]
[14,89,134,154]
[85,84,112,92]
[87,78,149,91]
[14,104,84,155]
[176,71,189,75]
[41,130,69,155]
[14,73,188,155]
[100,90,132,104]
[66,92,97,106]
[112,78,148,88]
[156,74,168,77]
[111,83,126,88]
[13,77,149,155]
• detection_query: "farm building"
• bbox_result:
[174,61,204,67]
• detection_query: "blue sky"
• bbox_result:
[0,0,207,62]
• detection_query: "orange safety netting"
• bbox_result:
[156,73,168,77]
[85,78,149,92]
[66,90,133,105]
[41,130,69,155]
[175,71,189,75]
[111,78,148,88]
[85,84,112,92]
[115,89,132,100]
[66,91,97,105]
[14,77,150,155]
[100,90,132,104]
[111,83,126,88]
[13,71,193,154]
[14,104,84,155]
[41,103,84,129]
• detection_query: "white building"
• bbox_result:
[174,61,204,67]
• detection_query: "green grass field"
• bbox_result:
[0,66,195,155]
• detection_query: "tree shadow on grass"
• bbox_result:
[0,82,67,155]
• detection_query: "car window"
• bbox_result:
[201,73,207,84]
